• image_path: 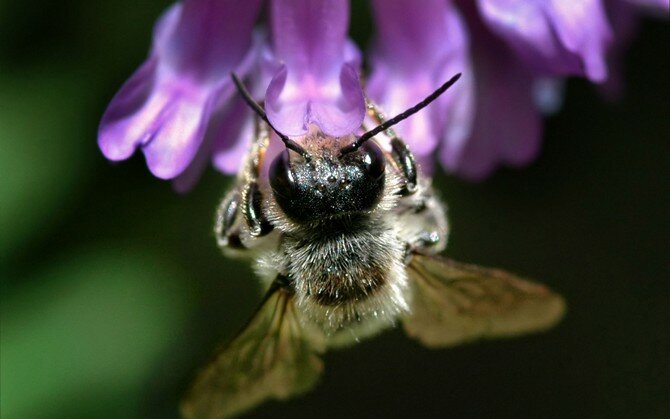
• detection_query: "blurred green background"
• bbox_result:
[1,1,668,418]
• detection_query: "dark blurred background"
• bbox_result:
[1,1,668,418]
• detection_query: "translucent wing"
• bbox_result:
[181,280,326,419]
[403,254,566,348]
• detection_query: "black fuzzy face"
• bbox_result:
[269,142,386,222]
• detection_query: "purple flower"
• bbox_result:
[263,0,365,137]
[98,0,261,188]
[367,0,661,179]
[448,8,543,179]
[367,0,475,168]
[99,0,666,187]
[464,0,666,176]
[367,0,545,179]
[476,0,613,82]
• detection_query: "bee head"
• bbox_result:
[230,71,462,223]
[269,141,386,222]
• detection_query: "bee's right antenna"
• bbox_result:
[340,73,462,156]
[231,73,311,161]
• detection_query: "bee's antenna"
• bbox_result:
[340,73,462,155]
[231,73,311,161]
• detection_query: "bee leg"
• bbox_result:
[241,180,273,237]
[215,116,274,251]
[403,232,443,264]
[238,117,274,238]
[390,137,418,196]
[214,189,247,250]
[365,100,417,195]
[397,186,449,264]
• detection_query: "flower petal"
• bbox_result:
[477,0,613,81]
[307,64,365,137]
[98,0,262,182]
[270,0,348,79]
[172,135,213,194]
[98,58,160,161]
[370,0,456,69]
[265,65,309,135]
[212,97,255,174]
[368,0,474,166]
[441,16,542,180]
[453,73,542,180]
[142,89,217,179]
[166,0,262,82]
[265,0,365,136]
[174,88,257,191]
[547,0,612,81]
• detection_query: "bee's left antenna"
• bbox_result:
[231,73,311,161]
[341,73,462,156]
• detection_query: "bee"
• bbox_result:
[181,73,565,418]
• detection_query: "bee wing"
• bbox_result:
[403,254,566,348]
[181,281,326,419]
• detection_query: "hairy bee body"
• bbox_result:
[218,129,447,337]
[184,82,563,419]
[282,213,407,331]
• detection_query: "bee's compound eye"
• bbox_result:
[269,150,297,199]
[360,141,386,180]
